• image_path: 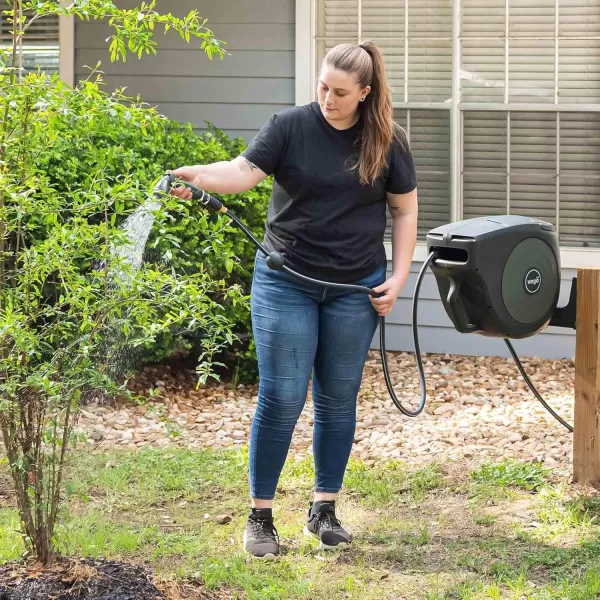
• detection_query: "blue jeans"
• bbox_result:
[249,251,386,499]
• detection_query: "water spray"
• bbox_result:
[154,172,577,432]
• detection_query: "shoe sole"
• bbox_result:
[303,525,351,551]
[242,530,279,560]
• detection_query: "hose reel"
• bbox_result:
[426,215,562,339]
[426,215,575,431]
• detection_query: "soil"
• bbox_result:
[0,557,225,600]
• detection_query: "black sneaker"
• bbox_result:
[303,501,352,550]
[243,508,280,559]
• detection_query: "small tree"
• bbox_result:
[0,0,239,565]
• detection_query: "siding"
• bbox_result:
[74,0,295,142]
[374,260,576,360]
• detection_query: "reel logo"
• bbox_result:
[524,268,542,294]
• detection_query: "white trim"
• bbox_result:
[404,0,408,103]
[459,103,600,112]
[58,13,74,87]
[385,242,600,269]
[506,111,511,215]
[450,0,461,222]
[295,0,312,106]
[555,112,560,237]
[393,102,450,110]
[504,0,509,104]
[560,249,600,269]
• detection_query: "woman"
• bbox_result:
[170,41,418,559]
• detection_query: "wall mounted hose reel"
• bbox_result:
[426,215,576,431]
[158,174,577,432]
[426,215,569,339]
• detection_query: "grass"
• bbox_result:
[2,449,600,599]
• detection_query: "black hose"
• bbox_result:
[163,176,574,430]
[227,211,269,257]
[380,250,438,416]
[503,338,573,432]
[227,207,433,417]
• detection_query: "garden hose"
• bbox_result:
[158,172,573,430]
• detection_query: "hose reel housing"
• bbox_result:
[426,215,561,339]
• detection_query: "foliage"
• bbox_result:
[34,81,271,379]
[0,0,239,564]
[470,459,550,492]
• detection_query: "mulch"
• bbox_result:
[0,557,228,600]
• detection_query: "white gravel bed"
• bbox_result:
[75,350,575,475]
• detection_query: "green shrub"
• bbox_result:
[34,74,271,381]
[0,0,237,566]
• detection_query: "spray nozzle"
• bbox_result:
[157,172,226,213]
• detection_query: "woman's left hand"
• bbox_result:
[369,275,405,317]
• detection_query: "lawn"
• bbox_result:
[1,448,600,599]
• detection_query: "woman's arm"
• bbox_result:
[170,155,268,199]
[369,188,418,316]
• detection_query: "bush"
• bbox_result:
[35,73,271,381]
[0,0,240,566]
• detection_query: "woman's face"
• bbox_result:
[317,63,370,126]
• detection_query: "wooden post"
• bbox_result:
[573,267,600,487]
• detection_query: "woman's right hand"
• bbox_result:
[168,165,204,200]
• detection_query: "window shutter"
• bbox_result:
[463,111,507,218]
[386,109,408,241]
[408,109,451,238]
[559,0,600,36]
[464,112,557,225]
[559,40,600,104]
[559,112,600,246]
[385,116,451,241]
[362,0,404,37]
[510,0,555,36]
[408,0,452,102]
[510,112,557,225]
[462,39,505,103]
[462,0,505,37]
[509,39,555,103]
[376,39,405,103]
[319,0,357,38]
[0,14,59,44]
[461,0,505,102]
[557,2,600,246]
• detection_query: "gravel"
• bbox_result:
[75,350,575,475]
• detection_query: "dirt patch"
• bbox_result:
[481,497,537,525]
[0,557,231,600]
[155,578,234,600]
[0,557,164,599]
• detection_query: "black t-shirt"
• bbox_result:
[241,101,417,284]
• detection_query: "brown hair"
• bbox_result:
[323,41,407,186]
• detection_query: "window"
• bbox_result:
[0,4,60,76]
[312,0,600,248]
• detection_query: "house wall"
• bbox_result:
[74,0,577,361]
[74,0,295,141]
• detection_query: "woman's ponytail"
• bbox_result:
[324,41,407,186]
